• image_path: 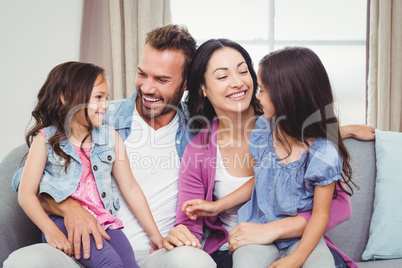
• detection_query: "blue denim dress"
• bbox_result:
[238,115,342,249]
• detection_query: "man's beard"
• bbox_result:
[138,87,184,119]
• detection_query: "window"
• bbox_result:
[171,0,367,125]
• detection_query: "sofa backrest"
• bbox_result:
[327,139,376,262]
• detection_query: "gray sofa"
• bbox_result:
[1,139,402,267]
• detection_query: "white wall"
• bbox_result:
[0,0,84,162]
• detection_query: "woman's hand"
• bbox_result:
[163,224,201,251]
[182,199,221,220]
[228,222,280,254]
[229,216,307,254]
[44,226,72,256]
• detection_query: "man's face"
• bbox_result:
[136,44,186,121]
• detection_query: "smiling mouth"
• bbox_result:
[227,90,247,99]
[143,96,161,102]
[142,95,164,109]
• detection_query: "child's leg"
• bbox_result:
[283,237,335,268]
[44,215,124,268]
[232,244,280,268]
[106,228,139,268]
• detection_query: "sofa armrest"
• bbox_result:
[0,144,42,264]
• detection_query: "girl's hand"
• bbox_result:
[149,233,164,253]
[182,199,220,220]
[44,227,72,256]
[268,255,304,268]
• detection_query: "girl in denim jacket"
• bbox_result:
[16,61,163,268]
[183,47,357,267]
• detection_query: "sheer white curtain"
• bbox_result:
[109,0,171,99]
[367,0,402,131]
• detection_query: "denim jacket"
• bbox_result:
[13,92,194,211]
[104,91,195,160]
[12,125,120,215]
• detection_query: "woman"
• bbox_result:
[164,39,368,268]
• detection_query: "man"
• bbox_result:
[5,24,216,268]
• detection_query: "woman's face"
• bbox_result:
[257,67,275,120]
[201,47,254,116]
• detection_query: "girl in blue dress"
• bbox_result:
[233,47,356,267]
[183,47,356,267]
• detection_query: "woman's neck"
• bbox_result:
[216,106,257,145]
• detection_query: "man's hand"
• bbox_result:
[63,202,110,259]
[182,199,220,220]
[40,195,110,260]
[163,224,201,251]
[340,125,375,141]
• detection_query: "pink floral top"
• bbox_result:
[40,129,123,230]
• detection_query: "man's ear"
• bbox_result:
[60,93,65,104]
[201,85,207,97]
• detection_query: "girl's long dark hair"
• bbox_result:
[259,47,357,195]
[24,61,106,170]
[185,39,262,139]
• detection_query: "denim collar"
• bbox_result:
[110,91,189,131]
[43,125,108,153]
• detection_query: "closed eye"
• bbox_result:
[157,77,169,83]
[137,68,146,77]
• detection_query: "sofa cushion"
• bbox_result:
[362,130,402,260]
